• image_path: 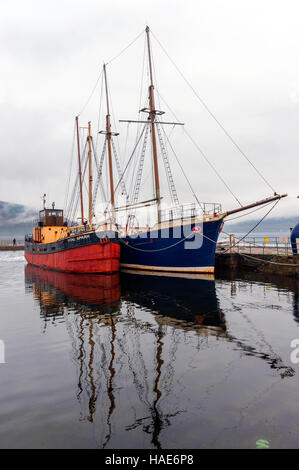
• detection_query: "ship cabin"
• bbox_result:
[33,208,68,244]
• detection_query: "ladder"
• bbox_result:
[156,122,179,206]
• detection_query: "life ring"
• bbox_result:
[192,225,202,233]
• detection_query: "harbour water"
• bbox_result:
[1,251,299,449]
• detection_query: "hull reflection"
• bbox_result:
[121,269,226,331]
[25,264,121,311]
[24,266,227,448]
[22,265,299,448]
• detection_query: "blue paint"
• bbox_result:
[291,223,299,255]
[120,218,223,271]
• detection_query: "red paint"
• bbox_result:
[26,265,121,305]
[25,241,120,273]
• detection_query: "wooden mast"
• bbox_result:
[146,25,161,224]
[224,193,288,217]
[104,63,115,216]
[76,116,85,225]
[88,121,93,229]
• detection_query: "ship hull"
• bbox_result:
[120,218,223,273]
[25,231,120,274]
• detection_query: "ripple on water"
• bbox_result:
[1,258,299,448]
[0,251,26,297]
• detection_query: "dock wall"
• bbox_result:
[215,252,299,278]
[0,246,24,251]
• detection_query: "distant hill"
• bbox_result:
[0,201,36,236]
[0,200,298,237]
[225,216,298,234]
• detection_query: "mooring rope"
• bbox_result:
[236,252,299,267]
[119,232,195,253]
[220,200,280,254]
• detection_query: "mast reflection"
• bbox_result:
[25,266,226,448]
[25,264,121,444]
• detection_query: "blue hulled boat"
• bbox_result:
[120,206,224,273]
[114,27,285,274]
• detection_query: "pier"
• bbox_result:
[216,234,299,277]
[0,239,24,251]
[0,245,24,251]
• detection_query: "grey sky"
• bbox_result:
[1,0,299,221]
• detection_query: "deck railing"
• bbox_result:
[160,202,222,222]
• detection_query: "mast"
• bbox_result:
[146,26,161,224]
[76,116,85,225]
[88,121,93,229]
[224,193,288,217]
[104,63,115,215]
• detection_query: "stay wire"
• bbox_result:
[104,124,147,211]
[106,30,144,65]
[64,120,77,213]
[78,30,143,118]
[151,30,276,195]
[159,123,204,211]
[156,89,242,207]
[221,199,280,253]
[78,69,103,117]
[224,200,273,222]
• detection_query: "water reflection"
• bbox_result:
[25,266,226,448]
[121,270,226,329]
[218,270,299,327]
[24,266,296,448]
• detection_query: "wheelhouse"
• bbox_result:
[39,209,64,227]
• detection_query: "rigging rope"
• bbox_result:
[236,252,299,267]
[221,200,280,253]
[78,69,103,117]
[156,90,242,207]
[108,124,147,205]
[224,200,273,222]
[106,30,144,65]
[119,231,195,252]
[151,30,276,195]
[95,72,104,150]
[160,123,204,211]
[78,30,143,119]
[64,120,77,214]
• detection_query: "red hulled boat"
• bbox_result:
[25,65,121,274]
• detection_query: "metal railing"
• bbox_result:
[217,234,293,256]
[0,238,24,246]
[160,202,222,222]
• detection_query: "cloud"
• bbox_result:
[0,200,35,224]
[0,0,299,221]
